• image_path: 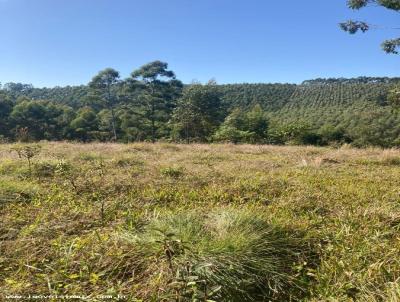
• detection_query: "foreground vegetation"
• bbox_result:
[1,142,399,301]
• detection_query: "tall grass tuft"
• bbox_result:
[120,207,311,301]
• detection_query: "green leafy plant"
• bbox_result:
[161,166,184,178]
[55,159,79,191]
[32,161,57,180]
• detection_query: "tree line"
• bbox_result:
[1,61,399,147]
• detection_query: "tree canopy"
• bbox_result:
[340,0,400,53]
[127,61,182,142]
[88,68,121,140]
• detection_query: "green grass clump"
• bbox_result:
[0,160,29,176]
[121,207,312,301]
[160,166,184,178]
[0,179,38,200]
[78,152,101,161]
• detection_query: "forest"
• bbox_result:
[1,61,400,147]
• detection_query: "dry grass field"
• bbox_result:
[1,143,400,301]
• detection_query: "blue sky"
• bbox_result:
[0,0,398,87]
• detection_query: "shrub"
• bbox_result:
[55,159,80,191]
[33,161,58,179]
[381,155,400,166]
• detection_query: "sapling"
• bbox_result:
[55,159,78,191]
[11,144,42,176]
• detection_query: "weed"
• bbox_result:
[55,159,79,191]
[161,166,184,178]
[33,161,58,180]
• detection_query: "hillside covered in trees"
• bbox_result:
[1,61,399,147]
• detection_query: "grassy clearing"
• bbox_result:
[0,142,399,301]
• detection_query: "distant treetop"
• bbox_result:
[302,77,400,85]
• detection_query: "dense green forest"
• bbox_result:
[1,61,399,147]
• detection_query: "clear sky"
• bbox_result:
[0,0,398,87]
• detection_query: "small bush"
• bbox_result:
[33,161,58,179]
[381,156,400,166]
[160,166,184,178]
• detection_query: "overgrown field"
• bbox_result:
[1,143,400,301]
